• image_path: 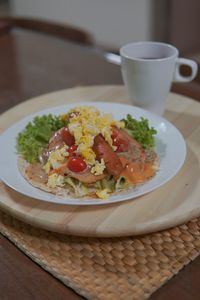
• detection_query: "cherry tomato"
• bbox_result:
[68,156,87,172]
[112,129,129,152]
[60,128,75,146]
[68,145,78,156]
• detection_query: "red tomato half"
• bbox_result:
[68,157,87,172]
[60,128,75,146]
[68,145,78,156]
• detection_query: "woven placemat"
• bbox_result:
[0,210,200,300]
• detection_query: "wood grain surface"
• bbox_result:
[0,85,199,237]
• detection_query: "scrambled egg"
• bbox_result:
[91,159,106,175]
[43,145,68,174]
[63,106,124,166]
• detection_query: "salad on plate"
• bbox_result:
[16,105,158,199]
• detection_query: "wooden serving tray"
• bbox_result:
[0,85,200,237]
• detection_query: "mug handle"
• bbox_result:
[173,58,198,82]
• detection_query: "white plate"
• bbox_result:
[0,102,186,205]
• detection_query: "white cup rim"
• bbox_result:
[120,41,179,61]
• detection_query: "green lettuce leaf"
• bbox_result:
[16,114,67,163]
[122,114,157,149]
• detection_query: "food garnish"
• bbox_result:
[122,114,157,149]
[16,106,158,199]
[16,114,67,163]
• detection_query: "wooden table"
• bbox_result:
[0,29,200,300]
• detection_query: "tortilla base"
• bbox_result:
[17,156,72,197]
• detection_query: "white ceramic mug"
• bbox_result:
[120,41,198,115]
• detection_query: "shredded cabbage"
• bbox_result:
[65,177,89,197]
[115,176,132,191]
[95,176,115,192]
[64,175,130,198]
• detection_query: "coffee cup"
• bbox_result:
[120,41,198,115]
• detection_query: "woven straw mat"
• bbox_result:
[0,210,200,300]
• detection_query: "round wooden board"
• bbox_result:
[0,85,200,237]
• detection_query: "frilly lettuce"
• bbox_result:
[16,114,67,163]
[122,114,157,149]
